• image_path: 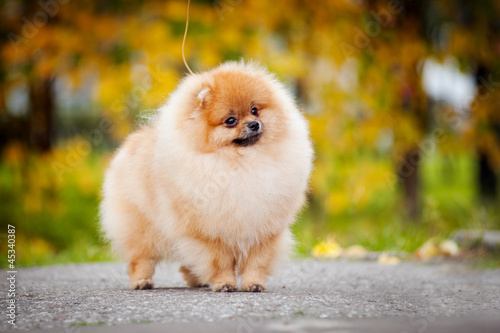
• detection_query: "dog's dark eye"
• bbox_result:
[251,107,259,116]
[224,117,238,127]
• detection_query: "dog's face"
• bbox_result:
[183,68,287,153]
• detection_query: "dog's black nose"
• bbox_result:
[247,121,260,132]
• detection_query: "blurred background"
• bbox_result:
[1,0,499,266]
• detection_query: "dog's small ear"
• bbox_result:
[190,86,211,119]
[197,87,211,107]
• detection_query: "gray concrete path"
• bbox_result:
[1,260,499,332]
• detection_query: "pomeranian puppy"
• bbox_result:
[100,61,313,292]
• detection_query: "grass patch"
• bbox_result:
[293,151,500,256]
[0,149,114,267]
[293,310,306,317]
[1,148,498,267]
[71,321,106,327]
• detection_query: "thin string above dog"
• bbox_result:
[182,0,194,75]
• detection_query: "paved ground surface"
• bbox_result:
[1,260,499,332]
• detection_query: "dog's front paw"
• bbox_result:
[131,278,154,290]
[242,283,265,292]
[212,282,237,292]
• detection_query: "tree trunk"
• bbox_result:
[28,77,54,152]
[475,64,499,203]
[478,151,498,201]
[397,150,420,219]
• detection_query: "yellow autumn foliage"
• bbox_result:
[0,0,499,266]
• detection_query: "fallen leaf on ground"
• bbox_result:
[416,239,440,260]
[343,244,367,258]
[312,236,342,258]
[377,253,400,265]
[439,239,460,257]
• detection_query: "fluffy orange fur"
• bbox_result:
[100,62,313,292]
